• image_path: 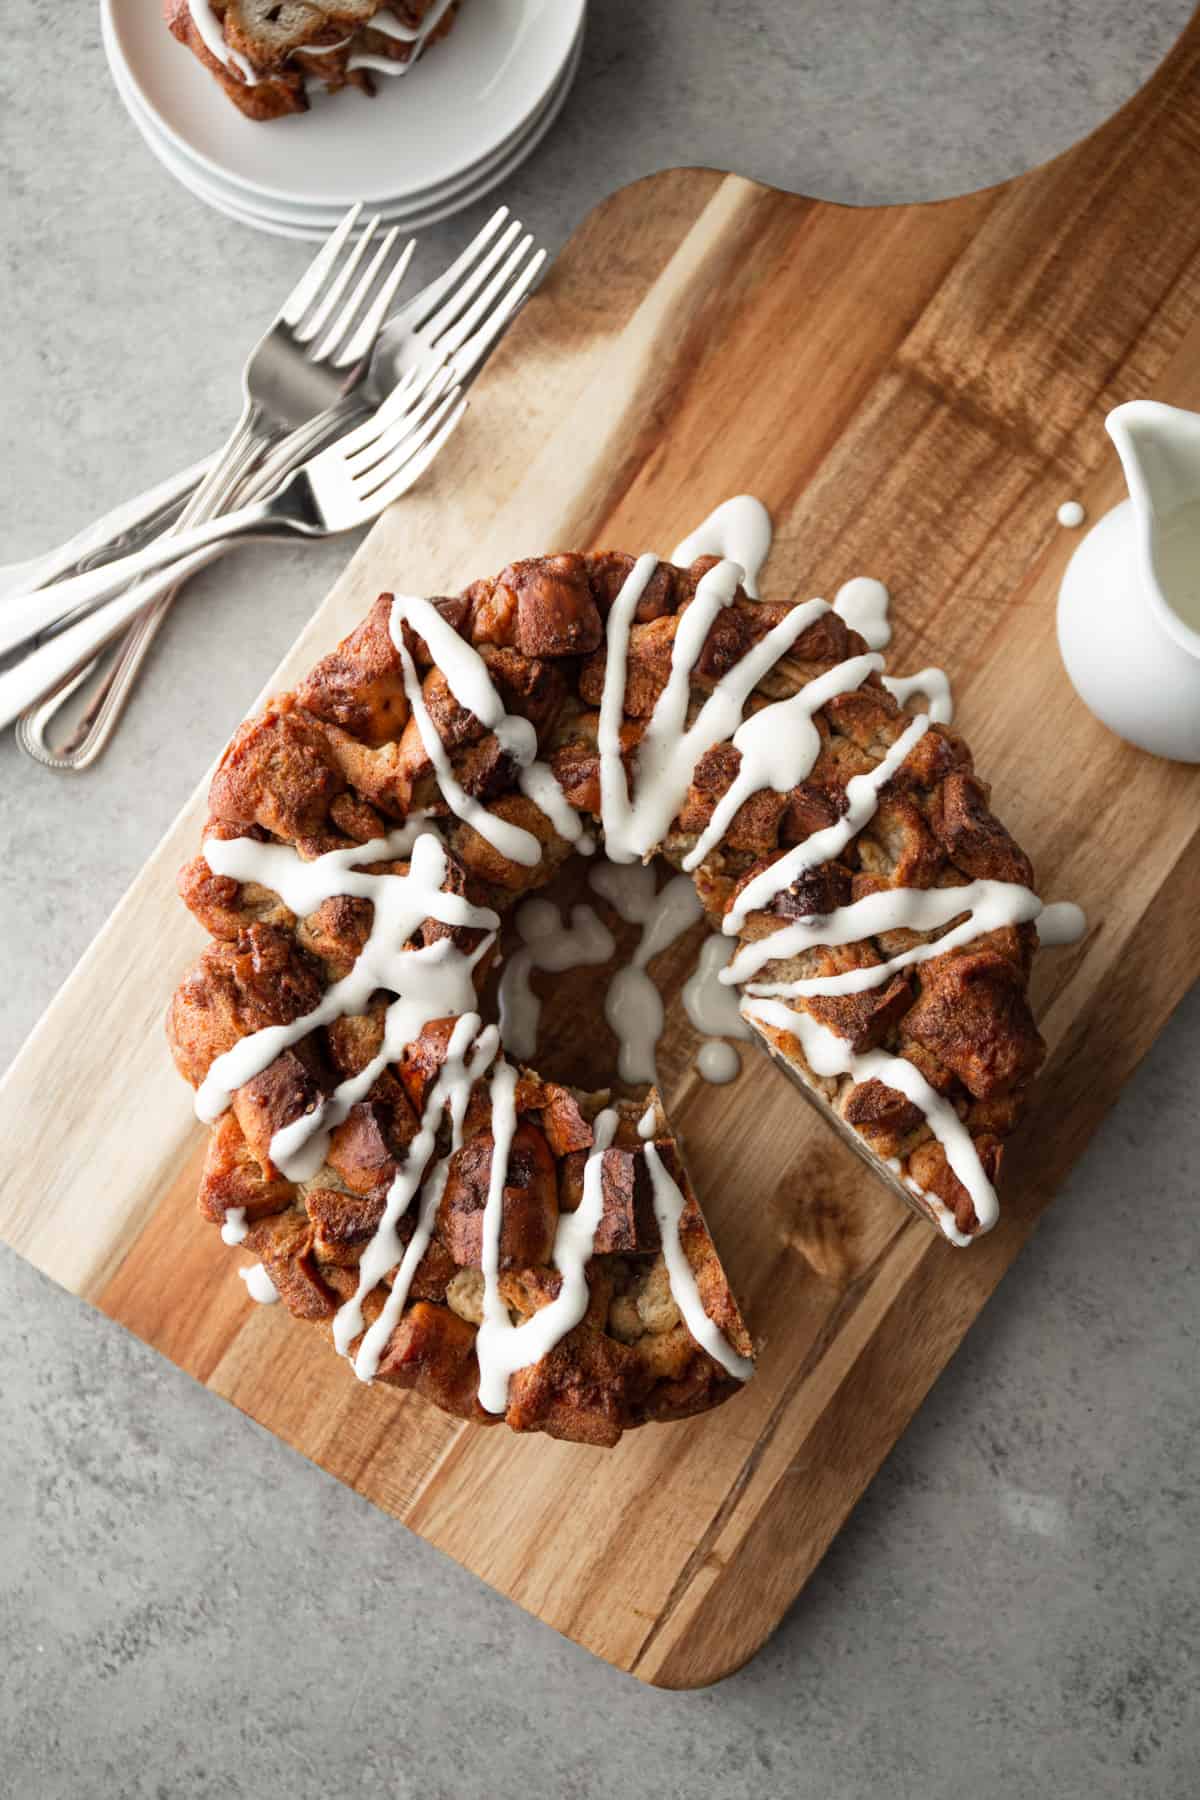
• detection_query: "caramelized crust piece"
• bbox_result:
[438,1123,559,1269]
[929,772,1034,888]
[167,923,324,1090]
[297,594,410,746]
[197,1113,293,1229]
[901,949,1045,1100]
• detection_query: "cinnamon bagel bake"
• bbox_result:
[164,1,462,119]
[169,547,1066,1443]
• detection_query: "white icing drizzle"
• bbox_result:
[638,1102,659,1139]
[389,593,584,866]
[1057,500,1086,529]
[589,862,703,1083]
[683,935,751,1041]
[642,1144,753,1381]
[696,1040,741,1084]
[833,577,892,649]
[197,829,497,1182]
[238,1262,280,1304]
[347,1014,499,1375]
[188,0,259,83]
[347,0,459,76]
[600,560,832,864]
[899,1175,973,1248]
[220,1208,248,1246]
[346,52,419,73]
[723,713,932,934]
[299,36,353,57]
[680,641,882,873]
[474,1061,522,1412]
[670,496,774,599]
[743,998,993,1243]
[474,1106,619,1411]
[726,878,1046,997]
[498,884,748,1089]
[498,898,615,1061]
[883,667,954,724]
[368,0,458,45]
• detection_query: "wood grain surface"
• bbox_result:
[5,18,1200,1688]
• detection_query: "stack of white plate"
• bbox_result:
[102,0,585,240]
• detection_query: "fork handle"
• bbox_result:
[25,403,358,767]
[0,581,174,732]
[0,455,213,603]
[0,494,285,660]
[0,532,259,733]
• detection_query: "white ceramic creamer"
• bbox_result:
[1057,399,1200,761]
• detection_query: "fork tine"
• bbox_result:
[414,219,523,345]
[368,398,469,510]
[311,224,399,362]
[347,371,458,479]
[388,205,510,331]
[434,234,536,361]
[355,390,465,501]
[328,237,417,371]
[449,248,547,384]
[278,204,363,328]
[312,228,411,366]
[334,357,453,459]
[295,214,382,345]
[346,383,461,485]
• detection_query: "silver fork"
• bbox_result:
[5,205,414,742]
[0,367,466,732]
[0,206,519,606]
[17,208,545,768]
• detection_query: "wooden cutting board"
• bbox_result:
[6,18,1200,1690]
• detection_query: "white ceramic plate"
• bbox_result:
[106,14,582,240]
[106,8,582,227]
[104,0,585,208]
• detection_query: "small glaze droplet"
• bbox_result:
[1037,901,1087,946]
[696,1041,741,1084]
[1057,501,1085,529]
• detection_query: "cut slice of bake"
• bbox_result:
[169,547,1053,1441]
[163,0,461,120]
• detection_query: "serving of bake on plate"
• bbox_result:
[167,537,1076,1447]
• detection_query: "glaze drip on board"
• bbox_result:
[588,862,704,1083]
[500,877,747,1090]
[682,935,748,1084]
[498,898,615,1060]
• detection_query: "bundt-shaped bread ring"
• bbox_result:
[169,547,1050,1442]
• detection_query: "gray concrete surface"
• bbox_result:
[2,3,1198,1795]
